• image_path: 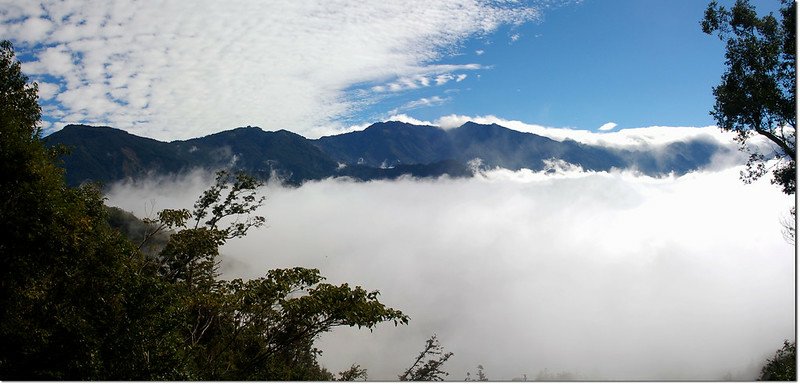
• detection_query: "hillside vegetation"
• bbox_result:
[0,39,409,381]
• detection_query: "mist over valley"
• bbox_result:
[101,123,795,380]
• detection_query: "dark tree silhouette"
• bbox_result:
[398,334,454,381]
[757,340,796,381]
[702,0,796,195]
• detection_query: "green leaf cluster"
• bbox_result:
[757,340,796,381]
[702,0,796,195]
[0,40,407,380]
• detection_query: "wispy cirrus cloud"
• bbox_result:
[403,96,449,110]
[370,64,480,93]
[387,96,451,116]
[0,0,556,140]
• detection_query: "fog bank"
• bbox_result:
[105,166,795,380]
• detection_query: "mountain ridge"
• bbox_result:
[45,121,729,187]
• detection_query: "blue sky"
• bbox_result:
[379,0,729,130]
[360,0,782,131]
[0,0,784,140]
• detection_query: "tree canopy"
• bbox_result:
[0,39,408,381]
[757,340,796,381]
[702,0,796,195]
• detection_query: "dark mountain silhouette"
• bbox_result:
[45,121,729,187]
[314,121,728,175]
[446,122,624,171]
[314,121,454,167]
[47,125,191,185]
[174,127,340,182]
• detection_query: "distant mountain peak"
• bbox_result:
[233,125,264,132]
[366,120,439,131]
[61,124,129,134]
[456,121,504,130]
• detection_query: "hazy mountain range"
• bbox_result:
[45,121,729,187]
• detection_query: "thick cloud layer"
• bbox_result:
[105,165,794,380]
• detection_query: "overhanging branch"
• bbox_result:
[755,127,796,159]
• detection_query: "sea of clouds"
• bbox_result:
[105,154,795,380]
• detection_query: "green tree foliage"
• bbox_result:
[0,39,408,380]
[701,0,796,195]
[0,38,161,380]
[399,334,454,381]
[757,340,796,381]
[105,206,171,256]
[131,170,408,380]
[337,364,369,381]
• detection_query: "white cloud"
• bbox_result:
[15,17,54,43]
[598,121,617,131]
[434,74,453,86]
[22,44,74,78]
[433,113,476,129]
[305,121,373,139]
[386,113,434,126]
[374,64,482,93]
[105,164,795,381]
[386,96,449,117]
[36,81,60,100]
[401,96,449,110]
[430,114,739,149]
[475,49,485,55]
[1,0,548,140]
[0,2,46,20]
